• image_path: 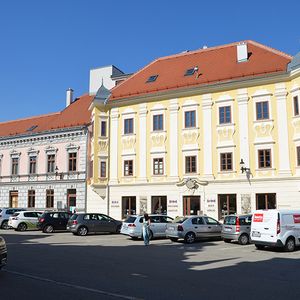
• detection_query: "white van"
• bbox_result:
[251,209,300,252]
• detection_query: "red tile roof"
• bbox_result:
[110,40,292,101]
[0,94,92,138]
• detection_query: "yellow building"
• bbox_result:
[88,41,300,221]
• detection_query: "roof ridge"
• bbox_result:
[246,40,292,59]
[156,41,242,61]
[0,111,60,125]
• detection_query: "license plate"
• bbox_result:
[252,231,261,237]
[223,227,231,232]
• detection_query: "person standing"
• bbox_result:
[142,213,151,246]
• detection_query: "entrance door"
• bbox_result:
[9,191,18,208]
[151,196,167,214]
[67,189,76,212]
[183,196,201,216]
[218,194,237,220]
[122,197,136,219]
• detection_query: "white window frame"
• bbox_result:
[182,150,199,176]
[255,143,275,171]
[122,109,136,136]
[182,100,199,130]
[252,90,273,122]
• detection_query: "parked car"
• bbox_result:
[166,215,222,244]
[67,213,122,236]
[37,211,72,233]
[251,209,300,252]
[221,214,252,245]
[0,208,26,229]
[8,211,44,231]
[121,214,174,240]
[0,236,7,270]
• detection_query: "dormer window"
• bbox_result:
[184,67,198,76]
[146,75,158,83]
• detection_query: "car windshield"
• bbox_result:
[173,217,188,224]
[124,216,136,223]
[224,216,237,225]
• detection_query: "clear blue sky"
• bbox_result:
[1,0,300,122]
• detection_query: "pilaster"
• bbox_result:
[202,94,214,179]
[109,108,119,184]
[275,83,292,176]
[169,99,179,181]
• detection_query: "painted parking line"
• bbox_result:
[4,269,142,300]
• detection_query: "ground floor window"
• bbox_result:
[151,196,167,214]
[218,194,237,219]
[46,189,54,208]
[122,196,136,219]
[256,193,276,209]
[183,196,200,216]
[9,191,18,208]
[28,190,35,208]
[67,189,76,210]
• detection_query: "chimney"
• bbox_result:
[237,42,248,63]
[66,88,73,107]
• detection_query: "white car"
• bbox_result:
[0,208,26,229]
[8,211,43,231]
[121,214,174,239]
[251,209,300,252]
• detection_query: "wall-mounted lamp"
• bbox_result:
[240,159,250,174]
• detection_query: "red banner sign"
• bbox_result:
[293,214,300,224]
[253,213,264,222]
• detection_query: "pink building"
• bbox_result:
[0,92,92,211]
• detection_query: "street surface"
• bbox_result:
[1,230,300,300]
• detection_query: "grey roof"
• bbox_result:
[95,81,111,103]
[288,51,300,71]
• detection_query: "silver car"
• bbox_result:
[221,214,252,245]
[121,214,173,239]
[166,215,222,244]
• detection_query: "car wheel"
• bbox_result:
[184,232,196,244]
[238,234,249,245]
[223,239,231,243]
[17,223,27,232]
[170,237,178,242]
[255,244,265,250]
[284,237,295,252]
[77,226,88,236]
[43,225,54,233]
[1,220,9,230]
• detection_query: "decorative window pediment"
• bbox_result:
[45,146,58,155]
[27,147,40,157]
[66,143,80,153]
[10,150,21,158]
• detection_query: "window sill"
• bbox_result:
[253,119,274,124]
[218,170,236,174]
[255,168,275,171]
[122,133,136,137]
[182,127,199,132]
[217,123,235,128]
